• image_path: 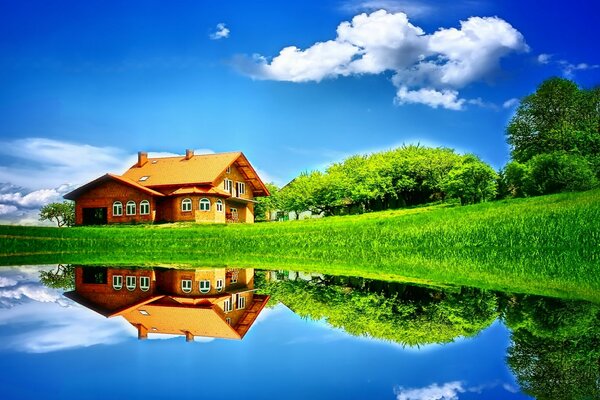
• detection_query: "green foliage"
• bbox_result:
[504,295,600,399]
[39,264,76,290]
[502,161,529,197]
[441,154,498,204]
[278,145,481,215]
[39,201,75,227]
[507,77,600,164]
[524,152,597,195]
[254,183,281,221]
[2,189,599,302]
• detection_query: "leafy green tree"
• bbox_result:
[524,152,597,195]
[39,201,75,227]
[253,183,281,221]
[442,155,498,205]
[39,264,76,290]
[502,161,530,197]
[506,77,600,164]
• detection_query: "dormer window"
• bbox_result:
[139,176,149,182]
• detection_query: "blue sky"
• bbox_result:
[0,0,598,223]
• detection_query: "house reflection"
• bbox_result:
[64,266,269,341]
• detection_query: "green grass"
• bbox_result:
[1,189,599,302]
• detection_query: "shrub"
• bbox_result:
[524,152,597,195]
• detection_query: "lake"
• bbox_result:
[0,265,598,399]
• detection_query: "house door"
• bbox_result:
[82,207,107,225]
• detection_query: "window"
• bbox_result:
[139,310,149,316]
[140,276,150,291]
[236,182,246,196]
[216,199,223,212]
[224,178,232,193]
[237,295,246,309]
[199,280,210,293]
[126,276,136,291]
[226,317,231,325]
[126,201,136,215]
[230,269,238,284]
[223,298,232,313]
[216,278,224,292]
[226,166,231,174]
[181,279,192,293]
[112,275,123,290]
[199,198,210,211]
[181,198,192,212]
[139,176,149,182]
[113,201,123,216]
[140,200,150,215]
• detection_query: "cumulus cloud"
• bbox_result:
[342,0,435,17]
[502,98,519,109]
[395,381,465,400]
[235,10,528,109]
[210,23,230,40]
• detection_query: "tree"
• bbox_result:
[253,183,281,221]
[39,201,75,227]
[442,155,498,205]
[524,152,597,195]
[506,77,600,165]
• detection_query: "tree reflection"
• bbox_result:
[503,295,600,399]
[258,271,498,346]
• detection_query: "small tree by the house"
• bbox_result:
[39,201,75,227]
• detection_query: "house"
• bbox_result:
[63,150,270,225]
[64,266,270,341]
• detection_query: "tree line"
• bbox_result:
[256,77,599,220]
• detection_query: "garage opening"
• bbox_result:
[82,207,107,225]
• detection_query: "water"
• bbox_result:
[0,265,598,399]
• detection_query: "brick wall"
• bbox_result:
[74,180,156,225]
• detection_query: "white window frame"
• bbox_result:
[112,275,123,290]
[126,276,136,291]
[223,298,232,313]
[216,278,224,292]
[236,182,246,196]
[140,276,150,292]
[139,200,150,215]
[126,201,136,216]
[199,280,210,293]
[139,176,149,182]
[216,199,223,212]
[181,279,192,293]
[113,201,123,216]
[224,178,232,193]
[181,198,192,212]
[199,198,210,211]
[237,295,246,310]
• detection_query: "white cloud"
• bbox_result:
[210,23,230,40]
[0,204,18,215]
[502,98,519,109]
[395,86,465,110]
[537,53,552,64]
[536,53,599,78]
[394,381,465,400]
[235,10,528,110]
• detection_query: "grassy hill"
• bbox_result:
[1,189,599,302]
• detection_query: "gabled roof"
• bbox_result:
[63,173,165,200]
[122,151,270,196]
[169,186,231,197]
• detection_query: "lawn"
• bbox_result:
[1,189,599,302]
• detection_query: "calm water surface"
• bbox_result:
[0,265,598,400]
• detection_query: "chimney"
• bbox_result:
[137,151,148,167]
[137,324,148,340]
[185,149,194,160]
[185,331,194,342]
